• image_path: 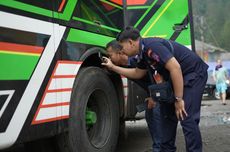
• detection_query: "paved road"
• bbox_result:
[116,99,230,152]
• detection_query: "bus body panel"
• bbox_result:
[0,0,193,149]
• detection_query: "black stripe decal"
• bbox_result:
[170,15,189,41]
[137,0,166,30]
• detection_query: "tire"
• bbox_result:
[67,67,119,152]
[117,120,128,143]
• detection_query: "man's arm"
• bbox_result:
[165,57,183,99]
[165,57,187,120]
[102,57,147,79]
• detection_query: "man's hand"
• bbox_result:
[101,57,115,70]
[174,99,188,120]
[102,57,147,79]
[145,97,156,109]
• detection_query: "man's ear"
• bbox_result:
[128,39,133,45]
[129,39,136,47]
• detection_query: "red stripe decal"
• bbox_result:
[57,60,83,64]
[52,75,76,79]
[32,61,82,125]
[127,0,147,5]
[58,0,66,12]
[40,102,70,108]
[110,0,122,5]
[110,0,147,5]
[121,75,127,78]
[32,62,60,125]
[47,88,72,93]
[0,42,44,54]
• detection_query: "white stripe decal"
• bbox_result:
[122,77,128,118]
[36,105,69,121]
[49,78,75,90]
[0,11,66,149]
[122,77,128,86]
[43,91,71,105]
[54,63,80,76]
[32,62,81,124]
[123,88,128,97]
[122,77,128,103]
[186,45,192,50]
[0,11,54,34]
[0,90,15,118]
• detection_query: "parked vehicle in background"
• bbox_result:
[203,62,230,99]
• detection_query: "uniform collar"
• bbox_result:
[137,38,145,62]
[139,38,144,52]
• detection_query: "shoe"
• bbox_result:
[222,103,227,105]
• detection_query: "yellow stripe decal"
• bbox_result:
[0,50,41,56]
[143,0,174,36]
[143,35,168,38]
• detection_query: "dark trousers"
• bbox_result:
[145,102,162,152]
[160,72,208,152]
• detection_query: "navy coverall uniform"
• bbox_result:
[128,57,162,152]
[136,37,208,152]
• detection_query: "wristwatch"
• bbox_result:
[175,96,183,101]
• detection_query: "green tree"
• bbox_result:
[192,0,230,51]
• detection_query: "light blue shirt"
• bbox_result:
[214,67,228,84]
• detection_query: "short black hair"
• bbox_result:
[106,39,122,52]
[116,26,140,42]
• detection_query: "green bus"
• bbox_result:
[0,0,194,151]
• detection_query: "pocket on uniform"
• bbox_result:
[183,72,198,87]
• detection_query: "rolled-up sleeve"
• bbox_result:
[148,42,173,65]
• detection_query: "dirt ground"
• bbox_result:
[2,100,230,152]
[116,99,230,152]
[177,99,230,152]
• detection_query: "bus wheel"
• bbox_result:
[68,67,119,152]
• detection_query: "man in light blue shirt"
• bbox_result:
[213,59,229,105]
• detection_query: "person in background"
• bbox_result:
[102,27,208,152]
[213,59,229,105]
[106,40,162,152]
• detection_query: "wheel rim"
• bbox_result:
[85,89,111,148]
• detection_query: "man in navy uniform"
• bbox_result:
[106,40,162,152]
[102,27,208,152]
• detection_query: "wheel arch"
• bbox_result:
[76,47,125,119]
